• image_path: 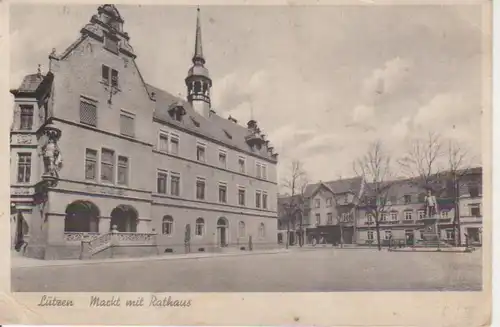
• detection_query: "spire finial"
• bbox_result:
[193,6,205,65]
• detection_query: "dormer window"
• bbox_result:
[168,103,186,122]
[104,35,119,54]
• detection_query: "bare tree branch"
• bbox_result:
[279,160,309,247]
[353,140,395,250]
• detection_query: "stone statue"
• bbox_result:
[42,138,63,177]
[424,189,438,218]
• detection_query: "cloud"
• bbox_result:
[352,105,375,122]
[413,92,470,129]
[361,57,413,102]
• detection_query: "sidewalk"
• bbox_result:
[11,247,294,269]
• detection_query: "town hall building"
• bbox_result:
[10,4,279,259]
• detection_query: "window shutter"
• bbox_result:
[80,100,97,126]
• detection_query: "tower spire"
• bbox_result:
[193,6,205,65]
[185,6,212,118]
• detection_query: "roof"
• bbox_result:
[305,177,363,198]
[17,73,44,93]
[147,84,277,162]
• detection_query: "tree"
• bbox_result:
[280,160,308,248]
[398,132,477,246]
[353,140,394,251]
[397,131,444,190]
[445,139,475,246]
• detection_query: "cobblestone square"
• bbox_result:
[12,248,482,292]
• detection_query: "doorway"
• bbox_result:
[110,204,138,232]
[217,217,228,247]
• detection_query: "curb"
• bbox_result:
[12,249,291,269]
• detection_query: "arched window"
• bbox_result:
[195,218,204,236]
[258,223,265,238]
[162,215,173,235]
[238,221,246,238]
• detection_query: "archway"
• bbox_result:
[110,204,138,232]
[65,200,100,232]
[217,217,228,247]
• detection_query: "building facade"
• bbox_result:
[302,177,364,245]
[356,168,483,246]
[10,5,278,259]
[279,168,483,247]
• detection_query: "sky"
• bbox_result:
[9,4,486,184]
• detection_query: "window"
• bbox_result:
[384,230,392,240]
[117,156,128,185]
[218,183,227,203]
[468,185,480,197]
[315,199,321,208]
[440,210,449,219]
[258,223,265,238]
[445,229,454,240]
[162,216,173,235]
[159,133,168,152]
[238,187,245,206]
[111,70,119,88]
[195,218,204,236]
[102,64,119,86]
[120,111,135,137]
[219,151,227,168]
[102,65,110,85]
[326,197,333,207]
[196,177,205,200]
[418,210,426,219]
[315,214,321,226]
[170,173,180,196]
[196,144,206,162]
[85,149,97,180]
[327,213,333,224]
[367,231,374,240]
[366,213,373,223]
[404,211,413,220]
[344,194,349,204]
[262,192,268,209]
[470,204,481,217]
[170,135,179,155]
[104,36,119,54]
[238,157,246,173]
[390,212,398,221]
[381,213,387,222]
[255,191,262,208]
[238,221,246,238]
[157,171,167,194]
[404,195,412,204]
[100,149,115,183]
[255,162,267,179]
[80,98,97,126]
[418,193,426,203]
[16,153,31,183]
[19,105,34,130]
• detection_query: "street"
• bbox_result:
[12,248,483,292]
